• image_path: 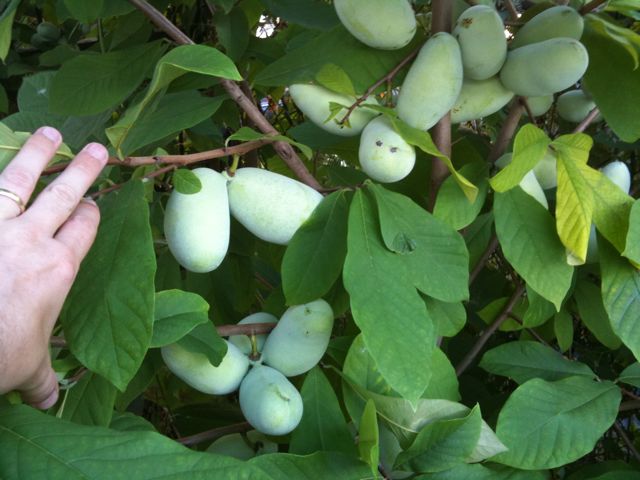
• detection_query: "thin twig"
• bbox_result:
[469,235,499,285]
[573,107,600,134]
[178,421,252,446]
[519,97,536,123]
[456,282,526,376]
[508,313,552,347]
[90,165,177,199]
[580,0,607,15]
[621,388,640,401]
[488,100,525,164]
[127,0,321,190]
[619,400,640,412]
[613,421,640,463]
[504,0,520,21]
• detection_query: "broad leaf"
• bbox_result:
[623,199,640,265]
[575,280,622,350]
[421,463,549,480]
[554,308,574,353]
[523,286,556,328]
[358,400,380,479]
[172,169,203,195]
[225,126,312,160]
[59,372,117,427]
[177,323,228,367]
[425,298,466,338]
[150,290,210,348]
[617,363,640,388]
[261,0,340,30]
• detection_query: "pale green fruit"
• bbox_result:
[358,116,415,183]
[500,38,589,97]
[495,153,548,209]
[261,299,334,377]
[510,6,584,49]
[397,32,463,130]
[289,84,378,137]
[334,0,416,50]
[228,312,278,356]
[451,77,514,123]
[533,150,558,189]
[557,90,601,123]
[206,430,278,460]
[601,160,631,194]
[239,366,303,436]
[164,168,229,273]
[161,340,249,395]
[226,168,324,245]
[525,95,554,117]
[453,5,507,80]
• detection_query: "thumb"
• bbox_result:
[19,361,59,410]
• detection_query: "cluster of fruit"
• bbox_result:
[289,2,596,187]
[161,299,334,436]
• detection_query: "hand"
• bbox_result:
[0,127,108,409]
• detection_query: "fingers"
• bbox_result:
[54,199,101,264]
[24,143,108,234]
[19,361,59,410]
[0,127,62,220]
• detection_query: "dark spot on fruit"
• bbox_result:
[376,140,383,147]
[461,18,473,28]
[390,147,398,153]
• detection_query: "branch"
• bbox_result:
[127,0,322,190]
[504,0,520,21]
[574,107,600,133]
[488,99,525,163]
[177,421,252,446]
[613,421,640,463]
[580,0,607,15]
[469,235,499,285]
[455,282,526,376]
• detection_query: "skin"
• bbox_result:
[0,126,108,409]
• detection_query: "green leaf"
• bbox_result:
[523,286,556,328]
[421,463,549,480]
[150,290,210,348]
[600,238,640,362]
[433,161,489,230]
[213,9,249,61]
[315,63,356,96]
[617,362,640,388]
[224,126,312,160]
[59,372,117,427]
[425,298,466,338]
[395,406,483,473]
[289,367,356,456]
[369,184,470,302]
[343,190,434,403]
[0,122,73,172]
[261,0,340,30]
[493,376,621,469]
[282,190,350,304]
[554,309,574,353]
[50,42,166,116]
[62,181,156,391]
[176,323,227,367]
[358,400,380,479]
[623,199,640,265]
[575,280,622,350]
[490,124,550,192]
[64,0,104,23]
[494,188,573,310]
[479,341,596,385]
[172,169,203,195]
[0,1,18,61]
[586,14,640,69]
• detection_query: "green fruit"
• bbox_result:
[451,77,514,123]
[601,161,631,194]
[161,340,249,395]
[206,430,278,460]
[496,153,548,209]
[226,168,323,245]
[289,84,378,137]
[500,38,589,97]
[557,90,600,123]
[164,168,229,273]
[453,5,507,80]
[334,0,416,50]
[533,150,558,190]
[239,366,303,436]
[228,312,278,356]
[261,299,334,377]
[358,116,415,183]
[510,6,584,49]
[525,95,554,117]
[397,32,463,130]
[36,22,60,41]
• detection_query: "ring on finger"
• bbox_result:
[0,187,26,214]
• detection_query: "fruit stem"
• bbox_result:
[249,332,261,362]
[228,154,240,176]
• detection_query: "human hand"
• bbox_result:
[0,127,108,409]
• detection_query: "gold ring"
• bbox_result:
[0,188,26,214]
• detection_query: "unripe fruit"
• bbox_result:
[358,116,416,183]
[500,38,589,97]
[36,22,61,41]
[397,32,463,130]
[289,84,377,137]
[228,312,278,356]
[453,5,507,80]
[533,150,558,190]
[239,366,303,436]
[161,340,249,395]
[525,95,554,117]
[601,161,631,195]
[226,168,323,245]
[206,430,278,460]
[557,90,600,123]
[510,6,584,49]
[451,77,514,123]
[164,168,229,273]
[496,153,548,209]
[261,299,334,377]
[334,0,416,50]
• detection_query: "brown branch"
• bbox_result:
[177,421,252,446]
[621,387,640,402]
[469,235,499,285]
[127,0,321,190]
[520,97,536,123]
[508,313,552,347]
[488,100,525,164]
[456,282,526,376]
[573,107,600,134]
[613,421,640,463]
[580,0,607,15]
[619,400,640,412]
[504,0,520,22]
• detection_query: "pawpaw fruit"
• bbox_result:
[261,299,334,377]
[36,22,61,41]
[397,32,463,130]
[453,5,507,80]
[289,84,378,137]
[451,77,514,123]
[495,153,548,208]
[500,38,589,97]
[532,149,558,190]
[226,168,324,245]
[206,430,278,460]
[161,340,249,395]
[239,365,303,436]
[557,90,600,123]
[601,161,631,195]
[510,6,584,49]
[228,312,278,356]
[525,95,554,117]
[164,168,229,273]
[358,116,416,183]
[334,0,416,50]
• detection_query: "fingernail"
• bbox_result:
[38,126,61,143]
[83,142,108,162]
[81,196,97,206]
